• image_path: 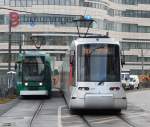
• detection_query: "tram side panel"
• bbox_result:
[60,54,73,105]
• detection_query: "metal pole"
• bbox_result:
[19,33,22,53]
[141,48,144,75]
[8,17,11,71]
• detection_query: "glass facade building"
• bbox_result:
[0,0,150,73]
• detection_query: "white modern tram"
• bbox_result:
[60,36,127,112]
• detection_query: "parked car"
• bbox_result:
[129,75,139,89]
[121,72,130,89]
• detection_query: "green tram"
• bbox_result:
[15,51,52,97]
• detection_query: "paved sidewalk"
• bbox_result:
[0,98,19,116]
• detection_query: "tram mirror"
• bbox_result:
[70,56,74,64]
[121,55,125,67]
[70,50,75,64]
[70,50,75,55]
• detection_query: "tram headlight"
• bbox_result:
[39,82,43,86]
[25,82,28,86]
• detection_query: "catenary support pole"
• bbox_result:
[8,17,11,71]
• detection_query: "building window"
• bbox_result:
[49,0,54,4]
[38,0,44,5]
[43,0,49,4]
[16,0,21,6]
[21,0,27,6]
[0,0,5,5]
[120,42,150,50]
[27,0,32,6]
[0,15,4,24]
[125,55,138,62]
[122,24,138,32]
[138,0,150,4]
[33,0,38,5]
[10,0,15,6]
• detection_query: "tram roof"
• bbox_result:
[72,37,119,46]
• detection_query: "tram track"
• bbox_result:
[80,115,93,127]
[79,112,138,127]
[28,100,44,127]
[117,114,137,127]
[61,102,138,127]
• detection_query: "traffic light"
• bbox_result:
[9,12,19,27]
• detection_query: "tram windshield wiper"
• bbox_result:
[98,80,105,85]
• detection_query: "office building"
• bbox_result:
[0,0,150,74]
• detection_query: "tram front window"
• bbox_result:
[77,44,120,82]
[23,56,45,81]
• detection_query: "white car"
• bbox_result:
[121,72,130,89]
[129,75,139,89]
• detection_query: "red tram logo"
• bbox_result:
[9,12,20,27]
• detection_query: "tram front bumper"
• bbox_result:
[85,94,127,109]
[70,94,127,109]
[20,90,48,96]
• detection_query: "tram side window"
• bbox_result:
[45,61,51,84]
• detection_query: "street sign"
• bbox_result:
[9,12,19,27]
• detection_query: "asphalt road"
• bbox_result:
[0,91,65,127]
[127,89,150,111]
[0,90,150,127]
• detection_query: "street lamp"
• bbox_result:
[8,12,19,71]
[141,48,144,75]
